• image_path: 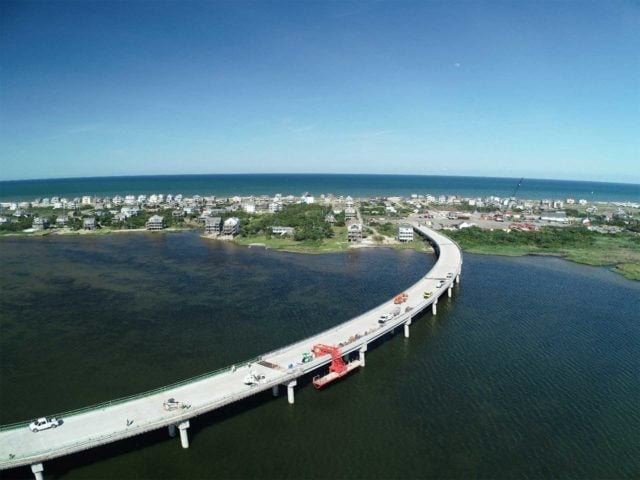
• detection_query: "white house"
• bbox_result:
[398,224,414,242]
[347,221,363,242]
[223,217,240,235]
[146,215,165,230]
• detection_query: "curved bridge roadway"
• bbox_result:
[0,224,462,479]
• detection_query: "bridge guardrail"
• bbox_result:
[1,369,300,469]
[0,355,264,432]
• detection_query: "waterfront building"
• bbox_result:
[0,216,9,225]
[222,217,240,236]
[204,216,223,235]
[347,221,363,242]
[83,217,96,230]
[398,224,414,242]
[56,215,68,226]
[325,214,336,225]
[146,215,165,230]
[32,217,49,230]
[81,196,92,205]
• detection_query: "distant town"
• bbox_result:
[1,191,639,243]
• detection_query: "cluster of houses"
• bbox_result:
[404,193,605,214]
[2,190,636,236]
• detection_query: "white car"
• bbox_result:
[29,417,62,432]
[436,281,444,288]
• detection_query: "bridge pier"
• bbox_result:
[448,286,452,298]
[359,344,367,367]
[456,274,460,284]
[272,384,279,397]
[168,423,176,437]
[404,318,412,338]
[178,421,190,448]
[30,463,44,480]
[286,380,297,404]
[432,297,438,315]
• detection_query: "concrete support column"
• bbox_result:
[272,385,279,397]
[168,423,176,437]
[404,318,412,338]
[448,286,452,298]
[286,380,297,405]
[178,420,190,449]
[432,298,438,316]
[456,274,460,284]
[359,344,367,367]
[31,463,44,480]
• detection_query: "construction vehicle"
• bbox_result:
[311,344,361,389]
[393,293,408,304]
[423,291,432,299]
[301,352,314,363]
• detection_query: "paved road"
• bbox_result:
[0,224,462,473]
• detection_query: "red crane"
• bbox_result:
[312,344,347,373]
[311,344,360,389]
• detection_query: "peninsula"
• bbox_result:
[1,191,638,280]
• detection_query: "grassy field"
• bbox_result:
[233,227,433,254]
[446,227,640,281]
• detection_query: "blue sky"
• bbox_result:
[1,0,638,182]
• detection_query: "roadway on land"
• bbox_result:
[0,224,462,471]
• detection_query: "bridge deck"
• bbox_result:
[0,224,462,471]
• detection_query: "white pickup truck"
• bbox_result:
[29,417,62,432]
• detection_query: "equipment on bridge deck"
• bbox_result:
[311,344,361,389]
[302,352,314,363]
[423,291,433,298]
[163,398,192,411]
[243,371,266,386]
[394,292,408,304]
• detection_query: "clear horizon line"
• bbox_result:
[1,172,638,187]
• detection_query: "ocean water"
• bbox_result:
[1,232,638,479]
[1,174,638,202]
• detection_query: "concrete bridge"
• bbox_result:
[0,224,462,479]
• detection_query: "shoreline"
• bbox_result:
[3,225,636,281]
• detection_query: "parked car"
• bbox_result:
[29,417,62,432]
[163,398,181,411]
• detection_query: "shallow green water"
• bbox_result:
[1,232,638,479]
